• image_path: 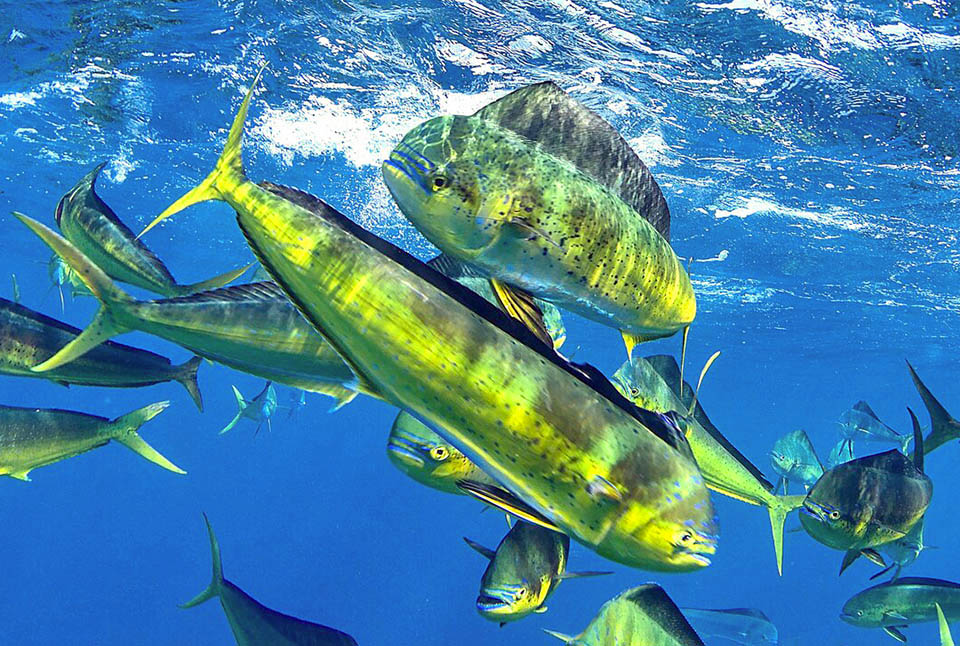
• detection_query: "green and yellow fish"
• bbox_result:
[183,514,358,646]
[0,297,203,410]
[387,410,495,494]
[55,163,249,297]
[842,577,960,643]
[138,69,717,572]
[0,400,183,480]
[466,522,609,625]
[382,82,695,357]
[545,584,704,646]
[613,354,804,574]
[17,214,367,411]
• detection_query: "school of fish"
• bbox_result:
[4,67,960,645]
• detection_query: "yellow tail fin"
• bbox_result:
[767,494,806,575]
[139,63,267,239]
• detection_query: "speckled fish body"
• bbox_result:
[17,221,363,409]
[0,297,202,407]
[382,82,695,347]
[612,354,803,574]
[546,584,704,646]
[472,522,569,623]
[0,401,182,479]
[842,578,960,632]
[387,410,495,494]
[801,450,932,551]
[183,515,358,646]
[770,429,824,490]
[140,75,717,572]
[55,163,246,297]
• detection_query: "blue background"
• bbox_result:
[1,1,958,644]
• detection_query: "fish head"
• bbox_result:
[476,577,542,623]
[610,358,676,412]
[799,489,863,550]
[383,116,507,257]
[386,413,476,494]
[47,253,68,286]
[539,301,567,350]
[840,594,885,627]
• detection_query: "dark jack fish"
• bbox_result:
[802,409,931,554]
[17,214,366,411]
[383,82,695,358]
[140,69,717,572]
[907,360,960,457]
[0,297,203,410]
[55,163,249,296]
[0,401,183,480]
[769,429,823,493]
[841,577,960,643]
[465,522,609,625]
[545,584,704,645]
[182,514,358,646]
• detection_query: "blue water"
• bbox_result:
[1,1,958,644]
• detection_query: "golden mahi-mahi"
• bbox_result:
[382,82,695,356]
[18,211,368,410]
[55,163,249,296]
[0,297,203,410]
[0,400,183,480]
[612,354,804,574]
[138,70,718,572]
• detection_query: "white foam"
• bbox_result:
[714,195,867,231]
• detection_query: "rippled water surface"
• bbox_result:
[1,1,958,645]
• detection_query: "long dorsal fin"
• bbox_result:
[473,82,671,240]
[908,407,924,472]
[853,400,880,420]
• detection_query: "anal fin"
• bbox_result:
[883,626,907,643]
[457,480,562,533]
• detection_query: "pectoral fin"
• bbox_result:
[839,549,861,576]
[556,570,612,580]
[861,548,886,568]
[883,626,907,642]
[457,480,562,533]
[489,278,554,349]
[7,470,31,481]
[543,629,577,643]
[463,537,496,560]
[535,606,548,614]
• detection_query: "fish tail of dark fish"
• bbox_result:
[907,360,960,456]
[176,356,205,412]
[181,513,224,609]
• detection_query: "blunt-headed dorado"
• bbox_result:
[140,69,717,572]
[612,355,804,574]
[382,82,695,356]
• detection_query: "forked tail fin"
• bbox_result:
[110,401,185,474]
[175,356,205,412]
[181,513,224,609]
[767,494,806,575]
[139,64,267,239]
[219,385,249,435]
[907,360,960,456]
[15,213,134,371]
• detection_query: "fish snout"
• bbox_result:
[386,433,428,469]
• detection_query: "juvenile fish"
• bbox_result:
[182,514,358,646]
[465,522,609,625]
[769,429,823,493]
[55,163,249,296]
[842,577,960,643]
[0,400,183,480]
[826,440,856,469]
[680,607,778,646]
[139,70,718,572]
[387,410,495,494]
[220,382,277,434]
[838,401,911,455]
[0,297,202,410]
[383,82,695,357]
[545,584,704,645]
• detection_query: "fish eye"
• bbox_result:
[829,510,841,520]
[516,589,526,598]
[629,387,639,397]
[430,446,449,461]
[856,610,863,616]
[679,531,693,544]
[432,175,448,190]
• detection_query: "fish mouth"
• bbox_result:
[386,435,427,469]
[801,501,828,522]
[382,143,435,197]
[476,590,518,615]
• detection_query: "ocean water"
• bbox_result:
[1,1,958,644]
